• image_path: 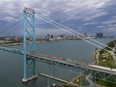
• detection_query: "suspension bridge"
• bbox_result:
[0,8,116,87]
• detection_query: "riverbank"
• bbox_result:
[65,40,116,87]
[93,40,116,87]
[64,76,79,87]
[94,48,116,68]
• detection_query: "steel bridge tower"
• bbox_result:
[22,7,37,82]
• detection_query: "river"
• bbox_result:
[0,38,115,87]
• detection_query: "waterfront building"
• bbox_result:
[96,32,103,38]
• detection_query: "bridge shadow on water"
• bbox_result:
[21,75,65,87]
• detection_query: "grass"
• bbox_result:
[64,76,116,87]
[73,76,89,86]
[98,53,116,68]
[63,76,80,87]
[96,79,116,87]
[63,84,77,87]
[73,76,116,87]
[94,42,116,87]
[73,77,80,85]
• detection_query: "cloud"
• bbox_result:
[107,24,116,27]
[102,19,116,24]
[97,25,105,28]
[2,16,15,22]
[0,0,116,36]
[35,28,70,36]
[104,27,116,32]
[83,22,97,26]
[56,0,110,21]
[0,0,111,21]
[84,12,107,21]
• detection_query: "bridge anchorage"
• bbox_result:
[22,7,37,82]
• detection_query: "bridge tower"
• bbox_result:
[22,7,37,82]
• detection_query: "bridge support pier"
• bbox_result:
[22,75,38,82]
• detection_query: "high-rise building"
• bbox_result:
[96,32,103,38]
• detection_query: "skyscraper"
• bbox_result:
[96,32,103,38]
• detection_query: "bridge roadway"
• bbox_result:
[0,46,116,76]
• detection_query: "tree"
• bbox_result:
[107,41,115,48]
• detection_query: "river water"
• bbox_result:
[0,38,115,87]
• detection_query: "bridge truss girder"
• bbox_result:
[33,57,116,87]
[92,70,116,84]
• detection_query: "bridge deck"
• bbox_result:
[27,52,116,75]
[0,46,116,76]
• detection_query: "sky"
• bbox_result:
[0,0,116,36]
